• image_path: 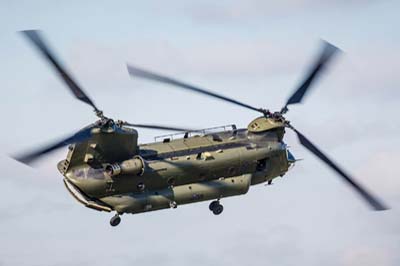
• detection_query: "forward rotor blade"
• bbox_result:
[290,126,388,211]
[282,41,340,112]
[21,30,100,112]
[13,127,93,165]
[123,122,194,132]
[127,64,264,114]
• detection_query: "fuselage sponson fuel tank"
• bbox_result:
[59,117,293,214]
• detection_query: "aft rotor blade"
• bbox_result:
[21,30,100,112]
[127,64,265,114]
[282,41,340,113]
[123,122,194,132]
[13,127,93,165]
[290,126,388,211]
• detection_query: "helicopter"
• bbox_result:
[14,30,388,227]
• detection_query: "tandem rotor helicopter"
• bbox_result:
[14,30,388,226]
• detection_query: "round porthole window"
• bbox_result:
[137,182,145,191]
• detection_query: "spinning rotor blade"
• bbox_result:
[123,122,194,132]
[282,41,340,113]
[290,126,388,211]
[13,127,93,165]
[21,30,100,113]
[127,64,265,114]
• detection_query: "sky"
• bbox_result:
[0,1,399,265]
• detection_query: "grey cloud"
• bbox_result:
[0,193,72,223]
[341,246,398,266]
[65,37,400,103]
[356,152,400,198]
[69,38,304,80]
[185,1,375,23]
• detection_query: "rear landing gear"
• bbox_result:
[110,213,121,227]
[209,200,223,215]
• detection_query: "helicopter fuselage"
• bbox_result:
[59,118,294,215]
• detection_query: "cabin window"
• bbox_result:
[256,158,268,171]
[228,167,236,175]
[137,182,145,191]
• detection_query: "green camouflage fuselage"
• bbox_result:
[58,117,294,214]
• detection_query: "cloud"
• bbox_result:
[65,34,400,104]
[341,247,397,266]
[356,152,400,199]
[185,1,375,24]
[69,38,305,80]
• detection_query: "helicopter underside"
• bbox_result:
[64,169,284,215]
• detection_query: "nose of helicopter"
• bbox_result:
[61,166,113,212]
[58,161,107,197]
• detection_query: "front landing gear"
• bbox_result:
[209,200,223,215]
[110,213,121,227]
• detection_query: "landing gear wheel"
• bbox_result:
[169,201,177,209]
[209,200,224,215]
[209,200,219,211]
[212,204,223,215]
[110,214,121,227]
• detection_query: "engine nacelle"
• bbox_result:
[106,156,144,176]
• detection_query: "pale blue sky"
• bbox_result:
[0,1,399,266]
